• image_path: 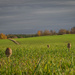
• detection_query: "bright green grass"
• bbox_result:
[0,34,75,75]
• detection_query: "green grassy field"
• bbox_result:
[0,34,75,75]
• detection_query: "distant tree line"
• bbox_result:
[37,27,75,36]
[0,27,75,39]
[6,34,37,38]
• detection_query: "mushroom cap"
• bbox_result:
[5,48,12,57]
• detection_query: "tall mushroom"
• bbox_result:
[67,43,71,51]
[5,48,12,58]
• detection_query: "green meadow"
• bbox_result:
[0,34,75,75]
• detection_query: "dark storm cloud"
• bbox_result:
[0,0,75,34]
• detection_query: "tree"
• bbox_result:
[50,30,56,35]
[44,30,51,35]
[66,30,70,34]
[71,27,75,34]
[58,29,67,35]
[37,30,43,36]
[0,33,7,39]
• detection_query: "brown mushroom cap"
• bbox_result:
[5,48,12,57]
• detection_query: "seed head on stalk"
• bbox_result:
[0,63,1,68]
[67,43,71,51]
[5,48,12,74]
[47,45,50,48]
[5,48,12,58]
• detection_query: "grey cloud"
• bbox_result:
[0,0,75,6]
[34,8,74,14]
[0,0,75,34]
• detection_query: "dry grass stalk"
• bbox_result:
[47,45,50,48]
[0,63,1,68]
[67,43,71,50]
[5,48,12,58]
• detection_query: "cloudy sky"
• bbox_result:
[0,0,75,34]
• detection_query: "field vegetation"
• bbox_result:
[0,34,75,75]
